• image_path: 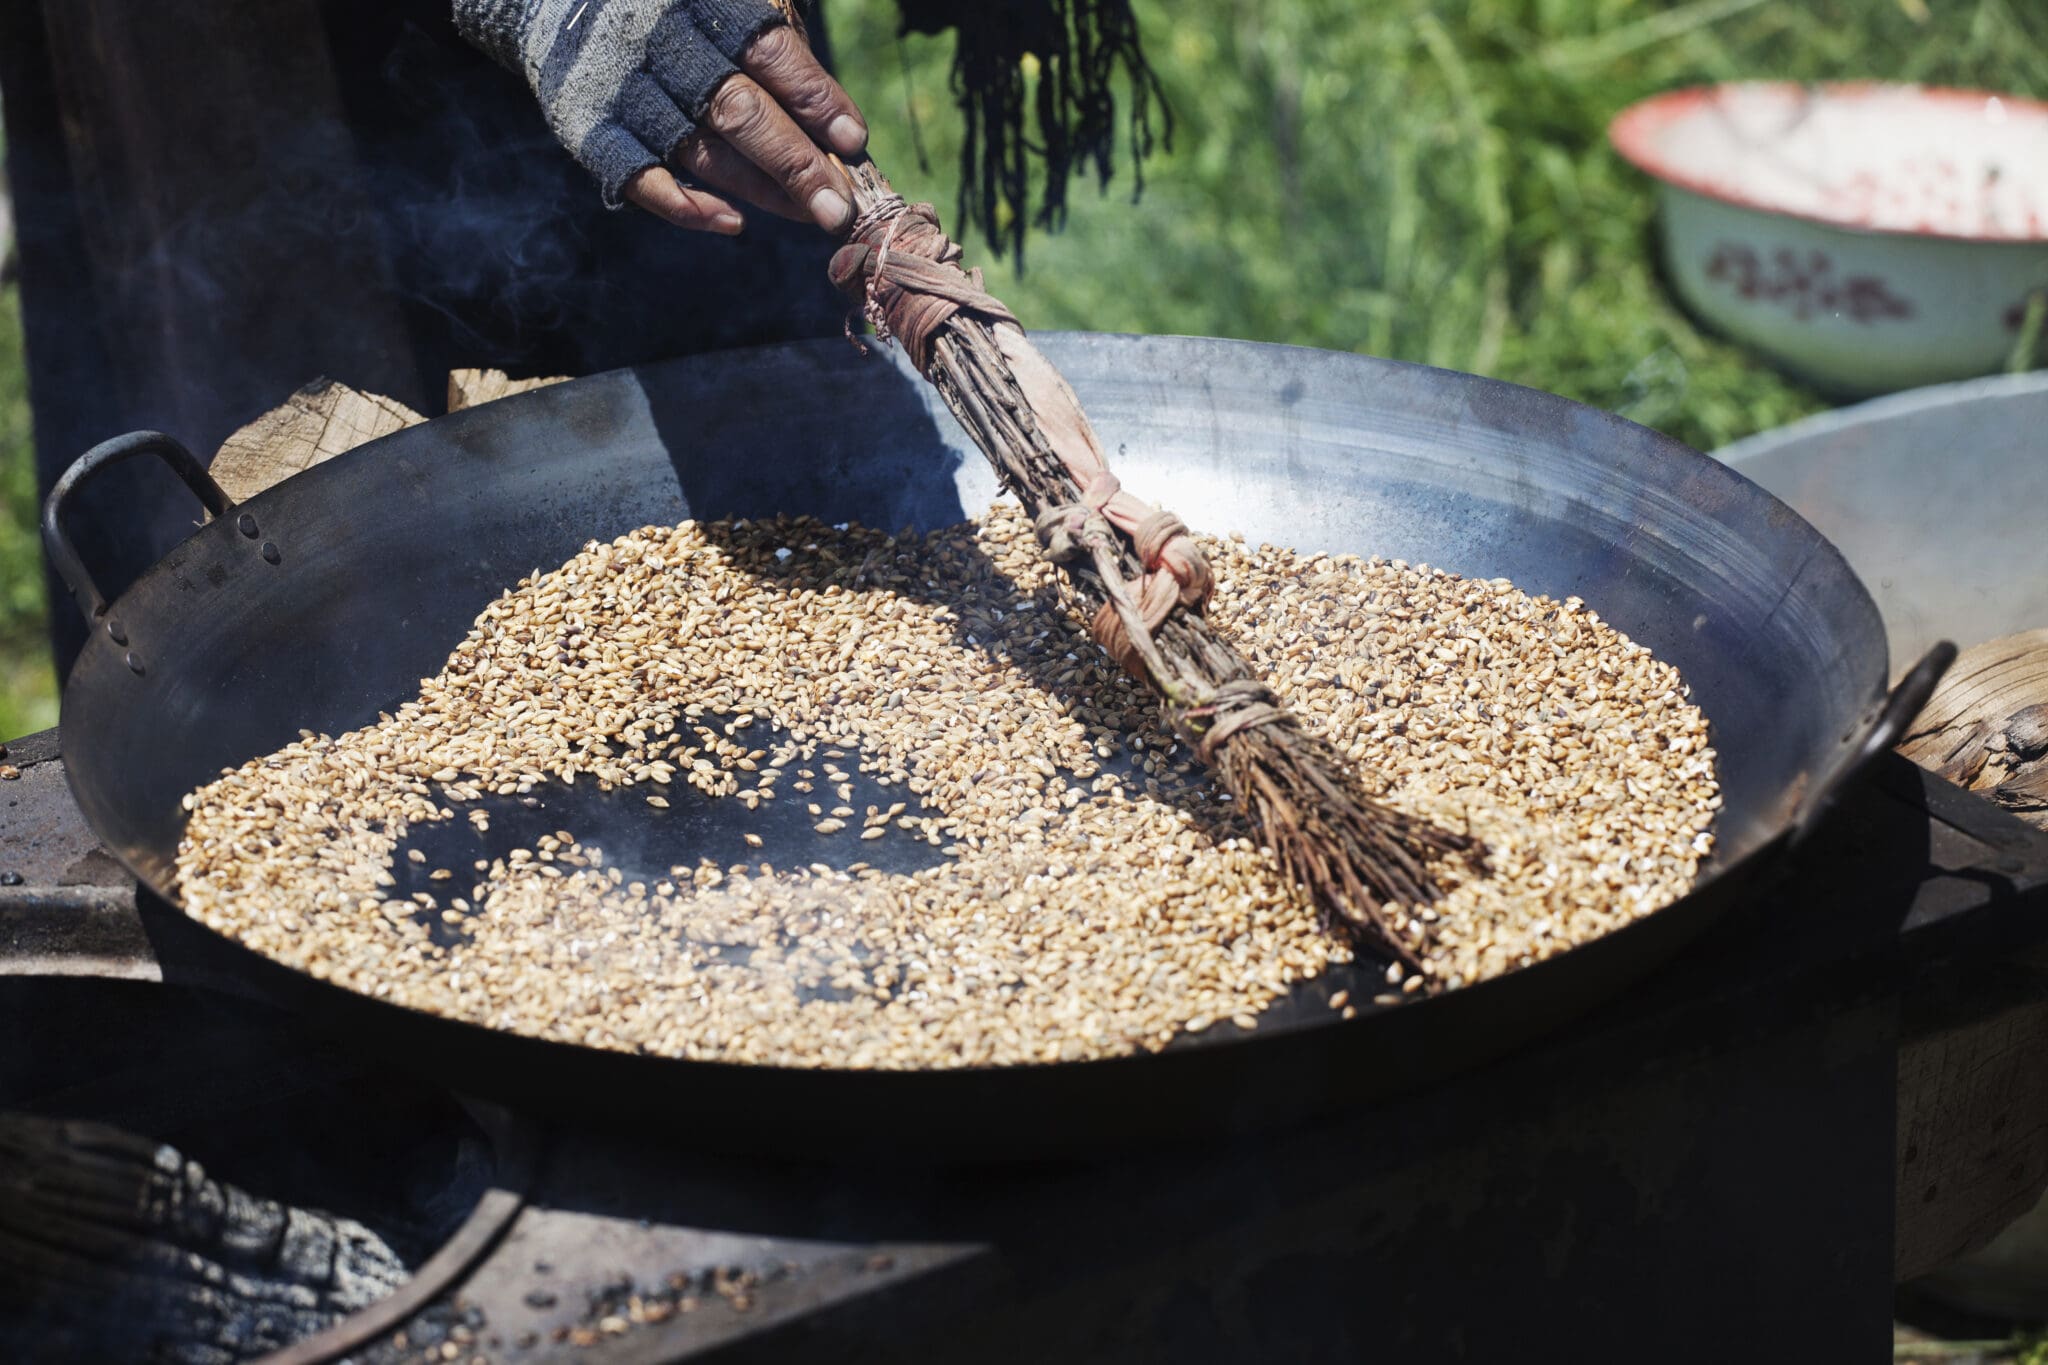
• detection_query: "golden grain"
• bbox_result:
[175,502,1716,1070]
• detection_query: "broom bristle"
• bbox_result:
[1218,725,1480,968]
[824,155,1485,974]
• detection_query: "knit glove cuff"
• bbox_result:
[452,0,786,207]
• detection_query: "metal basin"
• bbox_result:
[1715,371,2048,666]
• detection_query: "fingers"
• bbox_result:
[630,21,868,236]
[740,24,867,159]
[671,131,809,223]
[622,166,747,235]
[702,71,855,233]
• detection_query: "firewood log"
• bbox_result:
[1897,629,2048,829]
[0,1114,408,1363]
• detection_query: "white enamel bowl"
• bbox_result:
[1610,82,2048,397]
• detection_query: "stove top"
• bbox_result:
[7,726,2048,1363]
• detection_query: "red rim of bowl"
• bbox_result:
[1608,81,2048,245]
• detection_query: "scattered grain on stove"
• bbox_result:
[176,501,1718,1069]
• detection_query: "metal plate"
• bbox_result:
[1716,371,2048,669]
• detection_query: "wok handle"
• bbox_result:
[41,432,235,628]
[1789,641,1958,847]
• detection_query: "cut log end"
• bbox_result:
[446,368,571,414]
[209,377,425,502]
[1897,629,2048,830]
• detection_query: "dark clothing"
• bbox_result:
[2,0,1154,675]
[450,0,787,207]
[2,1,843,673]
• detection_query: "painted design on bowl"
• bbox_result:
[2005,288,2048,332]
[1702,243,1913,324]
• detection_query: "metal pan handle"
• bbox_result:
[1788,641,1958,848]
[41,431,235,629]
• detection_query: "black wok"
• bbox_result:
[43,334,1946,1159]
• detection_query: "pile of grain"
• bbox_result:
[175,503,1718,1068]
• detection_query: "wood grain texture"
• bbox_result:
[0,1113,408,1361]
[1893,633,2048,1292]
[1896,983,2048,1282]
[1898,630,2048,830]
[446,369,571,414]
[210,378,425,502]
[212,369,577,504]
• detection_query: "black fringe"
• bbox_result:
[892,0,1170,261]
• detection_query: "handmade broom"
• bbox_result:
[779,9,1480,967]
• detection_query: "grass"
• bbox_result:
[0,277,53,743]
[829,0,2045,448]
[2,0,2044,741]
[1894,1325,2048,1362]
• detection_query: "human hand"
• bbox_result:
[628,17,866,235]
[453,0,866,235]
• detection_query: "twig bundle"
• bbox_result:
[826,159,1480,965]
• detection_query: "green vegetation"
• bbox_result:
[1894,1326,2048,1362]
[0,277,53,741]
[3,0,2044,740]
[830,0,2045,446]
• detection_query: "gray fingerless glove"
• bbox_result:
[453,0,785,206]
